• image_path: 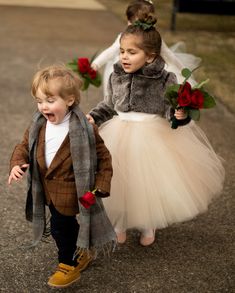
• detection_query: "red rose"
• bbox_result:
[79,191,96,209]
[177,82,192,107]
[88,68,97,80]
[77,58,90,74]
[190,89,204,109]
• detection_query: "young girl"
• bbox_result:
[8,65,115,288]
[87,16,225,246]
[91,0,201,96]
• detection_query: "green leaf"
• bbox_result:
[165,84,180,99]
[91,78,102,87]
[170,97,178,108]
[181,68,192,79]
[81,79,90,91]
[67,63,78,72]
[167,84,180,92]
[165,84,180,108]
[202,91,216,108]
[188,109,200,121]
[193,79,210,89]
[166,91,178,100]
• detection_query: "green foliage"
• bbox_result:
[82,79,90,91]
[67,62,78,72]
[188,108,200,121]
[201,90,216,108]
[165,84,180,108]
[193,79,210,89]
[181,68,192,80]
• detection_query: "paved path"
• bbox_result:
[0,2,234,293]
[0,0,105,10]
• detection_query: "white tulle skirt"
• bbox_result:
[99,112,225,232]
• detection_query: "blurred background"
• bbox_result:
[0,1,234,292]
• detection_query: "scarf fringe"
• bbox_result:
[42,215,51,240]
[73,239,117,260]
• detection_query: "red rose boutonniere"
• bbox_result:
[67,56,101,91]
[79,189,97,209]
[165,68,216,129]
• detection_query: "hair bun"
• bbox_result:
[144,15,157,26]
[133,14,157,31]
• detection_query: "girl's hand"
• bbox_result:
[86,114,95,124]
[174,108,187,120]
[8,164,29,185]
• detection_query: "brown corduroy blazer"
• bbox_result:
[10,123,113,216]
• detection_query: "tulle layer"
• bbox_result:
[162,41,202,85]
[99,113,225,231]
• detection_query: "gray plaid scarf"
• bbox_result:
[25,105,116,250]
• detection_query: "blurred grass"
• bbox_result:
[99,0,235,113]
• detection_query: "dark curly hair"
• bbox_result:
[126,0,155,23]
[121,14,161,58]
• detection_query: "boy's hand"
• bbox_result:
[86,114,95,124]
[8,164,29,185]
[95,189,110,198]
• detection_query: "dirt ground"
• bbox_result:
[0,4,234,293]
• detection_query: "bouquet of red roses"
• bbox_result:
[165,68,216,129]
[67,57,101,91]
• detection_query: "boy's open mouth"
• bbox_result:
[44,113,55,122]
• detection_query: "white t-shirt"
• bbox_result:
[45,112,71,168]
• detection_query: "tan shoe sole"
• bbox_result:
[47,274,80,288]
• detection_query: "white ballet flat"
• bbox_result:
[115,229,127,244]
[139,229,156,246]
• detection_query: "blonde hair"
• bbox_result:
[31,64,83,105]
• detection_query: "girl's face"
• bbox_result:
[120,34,154,73]
[35,79,75,125]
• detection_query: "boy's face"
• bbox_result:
[35,79,75,125]
[119,34,154,73]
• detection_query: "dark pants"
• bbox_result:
[49,204,79,266]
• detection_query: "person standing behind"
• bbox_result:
[87,15,224,246]
[91,0,201,96]
[8,64,115,288]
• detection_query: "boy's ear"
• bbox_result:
[67,95,75,106]
[146,53,156,64]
